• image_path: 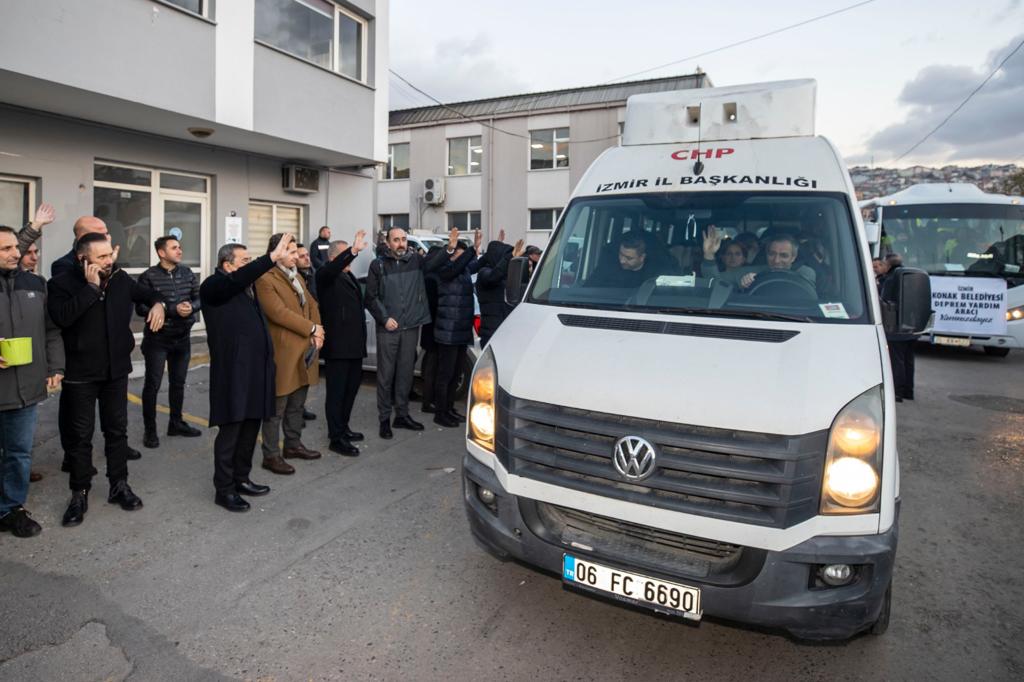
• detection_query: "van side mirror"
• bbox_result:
[863,221,881,246]
[882,267,932,335]
[505,257,529,307]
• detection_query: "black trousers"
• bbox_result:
[213,418,261,494]
[324,358,362,442]
[434,343,465,414]
[888,340,916,399]
[142,334,191,429]
[59,376,130,491]
[420,346,438,408]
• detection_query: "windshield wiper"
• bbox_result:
[641,306,815,323]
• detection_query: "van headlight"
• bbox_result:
[821,387,883,514]
[1007,305,1024,322]
[468,347,497,450]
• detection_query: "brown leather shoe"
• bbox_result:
[261,457,296,475]
[29,470,43,483]
[283,446,322,460]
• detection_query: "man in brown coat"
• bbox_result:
[256,233,324,475]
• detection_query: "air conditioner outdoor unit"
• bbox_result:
[423,177,445,205]
[282,165,320,194]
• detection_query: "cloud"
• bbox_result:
[390,35,529,109]
[861,33,1024,165]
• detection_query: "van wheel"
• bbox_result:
[983,346,1010,358]
[870,583,892,636]
[453,351,473,400]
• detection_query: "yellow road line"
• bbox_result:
[126,392,210,428]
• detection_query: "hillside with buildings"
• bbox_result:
[850,164,1021,200]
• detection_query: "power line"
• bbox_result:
[605,0,878,83]
[894,35,1024,163]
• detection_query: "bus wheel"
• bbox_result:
[983,347,1010,358]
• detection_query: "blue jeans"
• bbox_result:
[0,404,38,515]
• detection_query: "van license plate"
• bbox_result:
[934,335,970,347]
[562,555,702,620]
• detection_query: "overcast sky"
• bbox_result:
[388,0,1024,168]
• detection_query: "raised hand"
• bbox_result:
[473,230,482,251]
[352,230,368,254]
[513,239,526,258]
[702,225,721,260]
[270,233,295,263]
[31,203,55,229]
[498,228,506,243]
[448,227,459,251]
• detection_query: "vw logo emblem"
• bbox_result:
[612,436,657,481]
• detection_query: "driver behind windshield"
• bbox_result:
[701,226,816,290]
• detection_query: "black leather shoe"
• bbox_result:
[215,492,251,512]
[235,479,271,496]
[329,439,360,457]
[0,507,42,538]
[143,429,160,449]
[62,490,88,527]
[342,428,364,442]
[168,420,202,437]
[303,409,316,421]
[393,416,425,431]
[379,420,393,440]
[433,413,460,428]
[108,480,143,511]
[446,409,466,423]
[126,447,142,461]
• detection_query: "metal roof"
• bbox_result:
[389,72,711,128]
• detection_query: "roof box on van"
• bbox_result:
[622,79,816,146]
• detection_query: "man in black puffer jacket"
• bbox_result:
[425,228,480,428]
[475,237,524,347]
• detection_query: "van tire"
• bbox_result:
[453,351,473,401]
[869,582,892,636]
[983,346,1010,358]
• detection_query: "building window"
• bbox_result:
[617,121,624,146]
[447,136,482,176]
[529,208,561,232]
[380,214,409,231]
[93,162,209,272]
[447,211,481,231]
[530,128,570,170]
[248,201,304,255]
[255,0,368,83]
[383,143,410,180]
[0,175,35,231]
[160,0,210,18]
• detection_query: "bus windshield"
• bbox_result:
[879,203,1024,284]
[528,191,869,323]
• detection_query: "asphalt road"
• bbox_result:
[1,345,1022,681]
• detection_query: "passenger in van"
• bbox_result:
[586,234,670,288]
[733,232,760,265]
[717,240,747,272]
[702,227,815,290]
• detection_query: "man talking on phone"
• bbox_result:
[47,233,166,527]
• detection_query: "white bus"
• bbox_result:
[862,184,1024,356]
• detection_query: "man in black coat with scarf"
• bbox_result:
[200,234,295,512]
[315,231,368,456]
[426,228,481,428]
[47,233,166,527]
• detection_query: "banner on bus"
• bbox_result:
[929,276,1008,336]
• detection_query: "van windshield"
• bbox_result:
[528,192,869,323]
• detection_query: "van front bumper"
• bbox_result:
[463,454,896,641]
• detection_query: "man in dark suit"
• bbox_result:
[315,232,369,456]
[47,233,166,527]
[200,235,294,512]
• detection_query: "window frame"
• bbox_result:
[446,211,481,232]
[529,127,570,171]
[154,0,212,20]
[379,214,410,231]
[528,208,561,233]
[446,136,483,177]
[0,174,36,230]
[383,143,410,181]
[254,0,370,85]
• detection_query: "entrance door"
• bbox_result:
[158,196,208,274]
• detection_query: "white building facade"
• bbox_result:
[377,73,710,248]
[0,0,389,278]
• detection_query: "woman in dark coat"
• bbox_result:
[475,240,516,346]
[425,230,480,427]
[199,236,292,510]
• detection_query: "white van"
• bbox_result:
[461,80,931,640]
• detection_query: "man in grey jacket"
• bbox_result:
[0,226,65,538]
[365,227,447,439]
